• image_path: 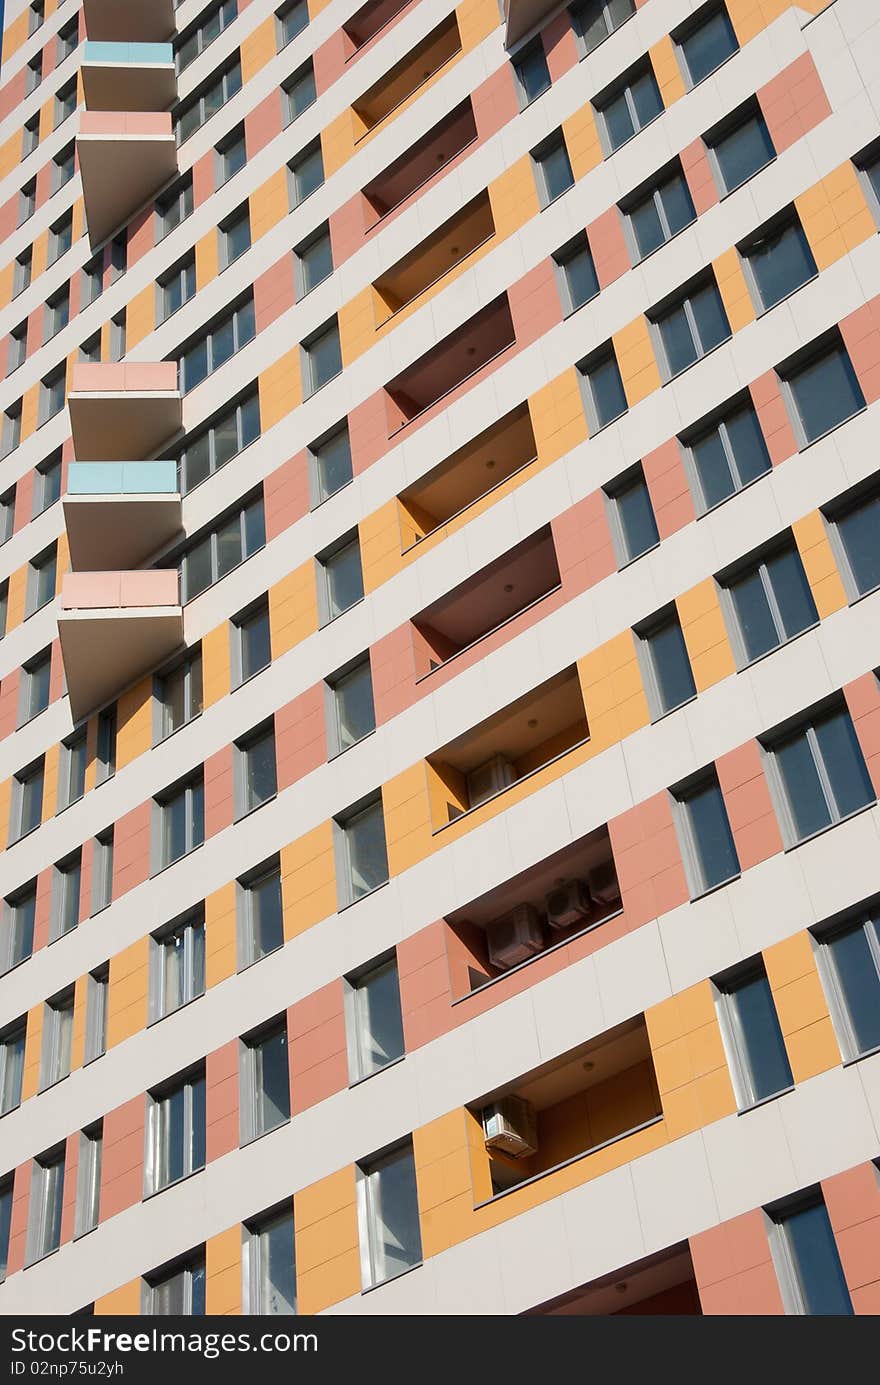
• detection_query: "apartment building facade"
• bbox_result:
[0,0,878,1317]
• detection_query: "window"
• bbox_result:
[11,761,44,842]
[20,650,51,727]
[532,132,574,207]
[175,0,237,72]
[681,395,771,513]
[282,58,316,124]
[26,55,42,96]
[513,40,550,108]
[57,17,78,63]
[651,276,731,380]
[176,57,242,144]
[150,910,205,1021]
[239,859,284,968]
[288,140,324,207]
[220,204,250,267]
[45,287,71,342]
[572,0,634,56]
[595,61,663,154]
[769,1195,853,1315]
[0,1180,11,1282]
[706,101,775,195]
[858,146,880,223]
[740,214,817,312]
[623,162,696,261]
[110,233,127,282]
[155,774,205,870]
[84,966,109,1063]
[19,179,36,226]
[9,324,27,373]
[156,648,204,741]
[234,722,277,818]
[158,254,196,322]
[109,312,126,362]
[345,954,404,1083]
[180,295,255,392]
[309,423,352,506]
[145,1255,206,1315]
[23,115,40,158]
[0,1020,25,1115]
[91,832,114,918]
[14,249,33,298]
[2,885,36,972]
[96,707,117,784]
[675,3,738,87]
[780,336,865,447]
[81,254,103,309]
[52,143,75,192]
[578,343,628,432]
[179,494,265,601]
[317,532,364,624]
[74,1124,102,1238]
[277,0,309,48]
[39,367,66,424]
[357,1141,422,1288]
[246,1207,296,1314]
[29,1,44,36]
[1,404,21,459]
[762,703,875,847]
[720,539,818,666]
[59,731,87,811]
[672,770,741,897]
[176,391,259,493]
[294,223,333,297]
[302,317,342,398]
[156,174,194,240]
[715,961,793,1109]
[147,1068,206,1193]
[327,657,375,756]
[827,484,880,601]
[816,912,880,1061]
[54,78,77,128]
[0,491,14,545]
[233,600,271,685]
[635,607,696,720]
[336,796,389,907]
[41,990,74,1089]
[241,1019,290,1143]
[50,852,82,941]
[604,465,659,566]
[216,124,246,184]
[0,583,6,640]
[28,1149,64,1263]
[553,233,599,314]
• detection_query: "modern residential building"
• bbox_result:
[0,0,878,1319]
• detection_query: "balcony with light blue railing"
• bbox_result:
[82,40,177,111]
[83,0,175,45]
[64,460,182,572]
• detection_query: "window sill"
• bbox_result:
[451,904,623,1004]
[734,620,820,674]
[348,1052,405,1090]
[630,215,697,270]
[588,407,628,439]
[309,476,355,513]
[781,799,877,854]
[694,464,770,521]
[318,595,365,631]
[796,405,868,455]
[155,711,203,749]
[615,538,661,572]
[681,48,740,95]
[753,271,819,320]
[144,1164,204,1202]
[327,726,377,765]
[735,1084,795,1117]
[361,1260,423,1296]
[23,1244,61,1272]
[602,109,664,161]
[688,870,742,904]
[239,1116,290,1151]
[561,287,600,319]
[660,333,732,387]
[842,1042,880,1069]
[147,990,204,1028]
[231,662,271,693]
[538,182,575,212]
[648,691,698,725]
[337,877,390,915]
[431,734,591,837]
[717,153,776,203]
[150,841,204,879]
[238,940,284,975]
[234,791,277,824]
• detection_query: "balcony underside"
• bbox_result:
[77,127,177,247]
[64,494,182,570]
[504,0,557,46]
[69,392,181,462]
[82,55,177,112]
[59,605,183,721]
[83,0,175,42]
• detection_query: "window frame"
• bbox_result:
[649,274,732,382]
[40,988,75,1091]
[149,908,206,1023]
[578,342,628,433]
[512,38,551,110]
[738,210,818,315]
[761,703,876,849]
[594,60,664,157]
[237,856,284,971]
[231,598,271,688]
[233,720,278,820]
[155,173,195,241]
[673,1,739,90]
[157,253,197,324]
[603,463,660,568]
[633,605,697,721]
[0,1019,26,1116]
[620,160,697,263]
[288,139,324,208]
[2,883,37,973]
[704,98,776,197]
[679,393,772,516]
[27,1147,65,1265]
[824,481,880,603]
[334,794,390,909]
[307,421,352,507]
[356,1139,423,1290]
[239,1017,291,1145]
[84,965,109,1064]
[178,493,265,601]
[343,950,405,1085]
[12,759,45,843]
[552,231,599,315]
[325,655,376,758]
[316,530,364,626]
[717,536,819,669]
[245,1205,297,1315]
[154,773,205,873]
[282,57,316,125]
[58,730,87,812]
[767,1193,853,1316]
[531,131,574,209]
[219,203,251,268]
[671,769,741,899]
[777,335,866,450]
[294,222,333,299]
[74,1123,103,1239]
[814,911,880,1063]
[175,391,260,495]
[714,960,794,1110]
[145,1066,206,1196]
[175,55,242,145]
[571,0,635,59]
[49,850,82,943]
[301,316,342,398]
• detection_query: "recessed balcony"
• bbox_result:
[363,99,477,226]
[343,0,411,56]
[64,462,181,571]
[530,1245,702,1316]
[503,0,558,47]
[77,111,177,247]
[59,570,182,721]
[69,363,182,463]
[398,403,537,550]
[412,526,561,676]
[353,13,461,137]
[373,192,495,325]
[427,664,589,828]
[82,42,177,112]
[83,0,175,43]
[384,295,516,434]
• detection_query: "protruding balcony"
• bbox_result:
[83,0,175,43]
[82,42,177,112]
[69,364,182,463]
[64,462,181,571]
[59,570,182,721]
[503,0,558,47]
[77,111,177,247]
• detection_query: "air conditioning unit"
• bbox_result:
[483,1095,538,1158]
[545,878,591,930]
[467,754,515,809]
[589,860,621,905]
[487,903,543,971]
